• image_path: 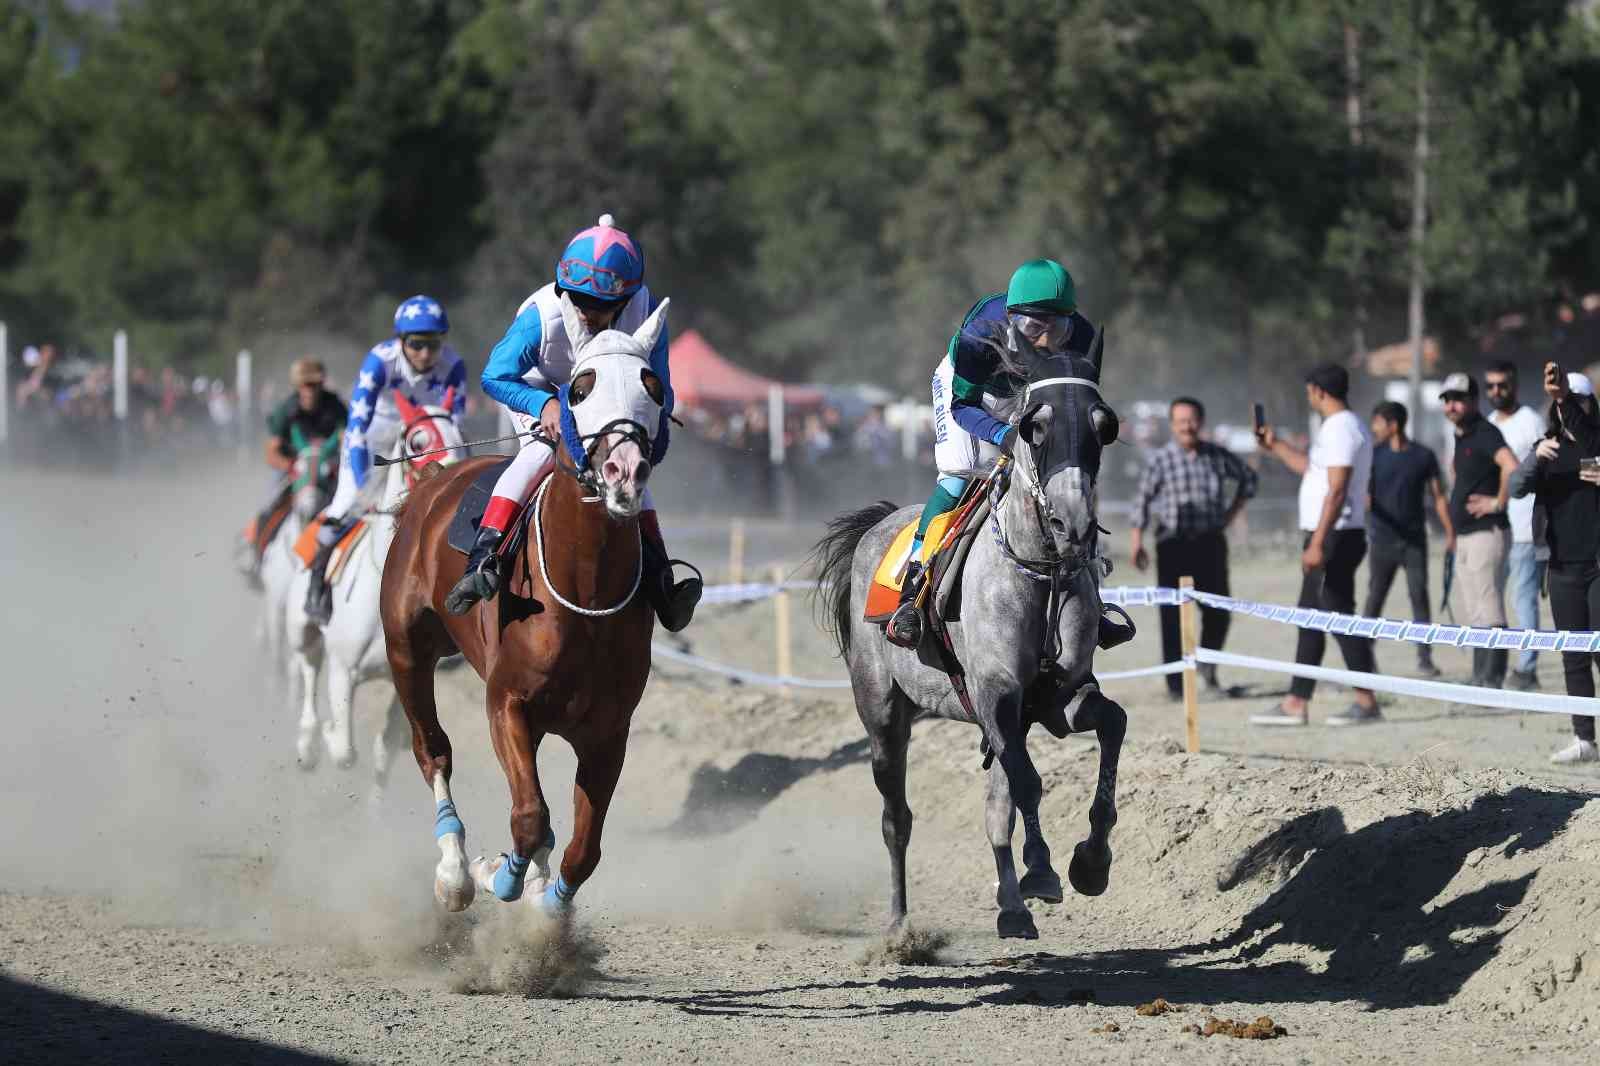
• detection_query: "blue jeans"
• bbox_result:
[1507,541,1545,674]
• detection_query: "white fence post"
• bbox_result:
[0,321,8,445]
[112,329,129,421]
[235,349,253,448]
[767,383,785,466]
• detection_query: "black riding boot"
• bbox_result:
[444,526,506,615]
[640,518,702,633]
[304,519,351,625]
[887,560,926,648]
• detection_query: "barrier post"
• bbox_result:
[1180,575,1200,753]
[773,563,792,691]
[728,518,746,585]
[0,321,8,446]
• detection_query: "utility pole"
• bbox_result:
[1407,3,1430,423]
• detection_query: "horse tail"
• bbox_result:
[808,500,897,661]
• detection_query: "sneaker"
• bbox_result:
[1326,703,1384,727]
[1549,738,1599,765]
[1504,668,1541,692]
[1250,705,1308,727]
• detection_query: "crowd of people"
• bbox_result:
[1127,358,1600,764]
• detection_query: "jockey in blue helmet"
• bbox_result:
[444,214,701,630]
[305,294,467,624]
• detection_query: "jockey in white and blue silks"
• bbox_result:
[443,213,702,631]
[304,295,467,624]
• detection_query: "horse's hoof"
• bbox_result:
[435,859,475,912]
[295,734,318,771]
[1068,841,1113,898]
[1019,866,1064,904]
[997,908,1039,940]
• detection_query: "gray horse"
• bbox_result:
[812,354,1127,940]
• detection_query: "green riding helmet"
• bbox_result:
[1005,259,1077,315]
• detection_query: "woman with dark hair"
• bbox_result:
[1509,364,1600,764]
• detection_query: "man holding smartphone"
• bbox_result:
[1252,364,1381,726]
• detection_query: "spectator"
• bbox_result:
[852,404,897,464]
[1129,396,1258,701]
[1252,363,1380,727]
[1440,371,1521,688]
[1510,367,1600,763]
[1364,400,1454,678]
[1484,361,1547,690]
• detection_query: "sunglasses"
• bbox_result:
[404,336,443,352]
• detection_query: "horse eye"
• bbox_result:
[641,370,664,405]
[571,370,596,404]
[408,430,431,453]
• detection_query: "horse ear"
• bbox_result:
[392,389,421,423]
[632,297,670,354]
[558,290,594,352]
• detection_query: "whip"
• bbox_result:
[372,429,551,466]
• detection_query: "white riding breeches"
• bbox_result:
[931,358,1007,476]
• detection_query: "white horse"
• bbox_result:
[258,439,338,668]
[285,397,465,780]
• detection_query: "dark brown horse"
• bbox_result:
[379,306,667,913]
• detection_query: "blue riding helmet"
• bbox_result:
[394,295,449,335]
[556,213,645,302]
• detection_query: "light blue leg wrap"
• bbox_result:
[491,852,531,902]
[542,873,577,911]
[434,799,464,840]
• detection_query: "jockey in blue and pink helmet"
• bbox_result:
[445,214,700,630]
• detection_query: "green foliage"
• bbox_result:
[0,0,1598,393]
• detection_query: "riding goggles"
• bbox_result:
[1009,310,1073,345]
[557,258,638,298]
[404,335,444,352]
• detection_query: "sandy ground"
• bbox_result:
[3,461,1600,1065]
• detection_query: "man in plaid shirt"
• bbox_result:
[1129,397,1258,699]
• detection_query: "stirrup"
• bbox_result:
[886,601,924,649]
[1096,603,1136,651]
[651,559,703,633]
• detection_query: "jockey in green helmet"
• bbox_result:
[888,258,1133,651]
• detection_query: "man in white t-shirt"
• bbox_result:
[1252,363,1381,726]
[1484,361,1546,690]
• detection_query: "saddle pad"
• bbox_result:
[445,458,513,555]
[863,510,958,621]
[244,497,292,548]
[291,516,369,583]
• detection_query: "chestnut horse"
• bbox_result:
[380,299,667,913]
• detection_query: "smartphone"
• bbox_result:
[1252,403,1266,437]
[1581,457,1600,474]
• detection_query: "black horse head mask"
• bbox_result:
[1016,353,1119,484]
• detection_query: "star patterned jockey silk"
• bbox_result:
[346,337,468,489]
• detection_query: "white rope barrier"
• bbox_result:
[1196,648,1592,716]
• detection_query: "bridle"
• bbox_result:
[987,374,1106,663]
[398,408,459,488]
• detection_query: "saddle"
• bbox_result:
[292,516,371,585]
[864,481,991,634]
[444,457,553,567]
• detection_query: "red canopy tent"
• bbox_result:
[669,329,826,412]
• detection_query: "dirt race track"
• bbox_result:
[4,462,1600,1065]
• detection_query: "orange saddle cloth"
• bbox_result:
[862,510,958,622]
[243,498,292,548]
[292,516,371,584]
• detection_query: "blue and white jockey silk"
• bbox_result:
[481,282,674,460]
[345,337,468,489]
[323,337,467,524]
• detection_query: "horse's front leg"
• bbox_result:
[542,740,627,913]
[979,683,1043,939]
[470,684,554,903]
[1066,690,1125,897]
[290,641,322,770]
[322,656,358,770]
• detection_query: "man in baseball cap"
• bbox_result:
[1440,369,1519,687]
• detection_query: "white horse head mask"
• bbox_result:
[560,293,669,519]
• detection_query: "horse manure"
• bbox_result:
[1090,1022,1120,1034]
[1136,998,1183,1016]
[1190,1014,1288,1039]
